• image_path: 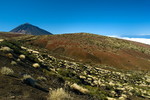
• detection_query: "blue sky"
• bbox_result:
[0,0,150,38]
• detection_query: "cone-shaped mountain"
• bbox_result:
[10,23,52,35]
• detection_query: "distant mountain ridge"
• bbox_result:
[10,23,52,35]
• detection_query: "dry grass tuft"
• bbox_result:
[19,54,26,60]
[47,88,71,100]
[0,67,14,75]
[32,63,40,68]
[0,46,12,52]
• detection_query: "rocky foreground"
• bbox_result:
[0,39,150,100]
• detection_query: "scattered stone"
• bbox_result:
[2,44,149,100]
[70,83,89,94]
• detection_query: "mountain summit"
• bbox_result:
[10,23,52,35]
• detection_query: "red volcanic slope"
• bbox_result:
[29,33,150,70]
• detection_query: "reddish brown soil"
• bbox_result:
[28,33,150,70]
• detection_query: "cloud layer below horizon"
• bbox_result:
[109,35,150,45]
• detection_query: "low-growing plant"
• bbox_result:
[58,69,76,78]
[47,88,71,100]
[19,54,26,60]
[84,85,107,100]
[32,63,40,68]
[11,61,17,65]
[0,67,14,75]
[0,46,12,52]
[0,40,22,54]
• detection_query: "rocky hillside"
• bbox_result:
[0,33,150,100]
[10,23,52,35]
[28,33,150,71]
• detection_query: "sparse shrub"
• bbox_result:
[17,58,20,62]
[32,63,40,68]
[0,39,4,42]
[0,67,14,75]
[11,61,17,65]
[0,46,12,52]
[19,54,26,60]
[85,85,107,100]
[0,40,23,54]
[58,69,76,78]
[47,88,71,100]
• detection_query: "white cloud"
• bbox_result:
[122,37,150,45]
[139,34,150,36]
[108,35,150,45]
